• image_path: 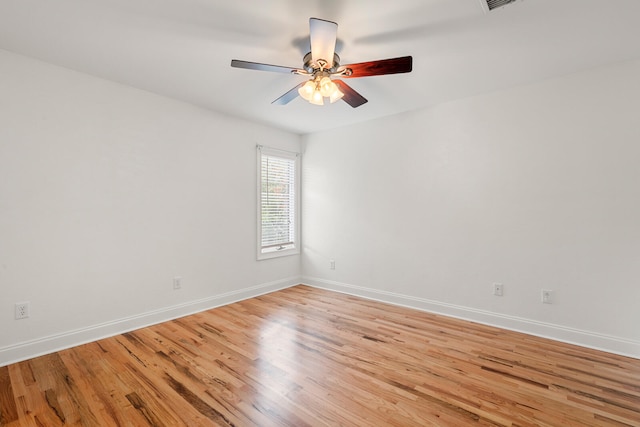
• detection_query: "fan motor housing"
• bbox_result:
[303,52,341,73]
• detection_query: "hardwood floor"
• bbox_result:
[1,285,639,426]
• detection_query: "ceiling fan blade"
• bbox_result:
[309,18,338,67]
[339,56,413,78]
[231,59,300,74]
[333,80,368,108]
[272,82,305,105]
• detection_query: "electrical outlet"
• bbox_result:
[15,302,30,319]
[329,259,335,270]
[541,289,553,304]
[492,283,504,296]
[173,276,182,290]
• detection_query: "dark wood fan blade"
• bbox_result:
[272,83,305,105]
[333,80,368,108]
[231,59,300,74]
[339,56,412,78]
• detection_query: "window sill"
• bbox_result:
[257,246,300,260]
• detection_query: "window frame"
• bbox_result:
[256,145,301,260]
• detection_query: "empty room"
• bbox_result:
[1,0,639,425]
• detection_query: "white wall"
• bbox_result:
[2,48,639,365]
[302,60,640,358]
[0,50,301,365]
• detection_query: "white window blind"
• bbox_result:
[257,146,300,259]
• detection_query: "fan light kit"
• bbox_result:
[298,73,344,106]
[231,18,413,108]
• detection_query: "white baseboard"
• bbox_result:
[5,276,637,366]
[0,276,300,367]
[302,276,640,360]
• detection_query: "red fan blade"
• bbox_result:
[333,80,368,108]
[231,59,301,74]
[339,56,412,78]
[272,83,305,105]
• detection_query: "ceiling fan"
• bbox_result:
[230,18,413,108]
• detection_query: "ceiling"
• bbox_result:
[1,0,640,135]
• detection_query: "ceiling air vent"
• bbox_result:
[479,0,519,13]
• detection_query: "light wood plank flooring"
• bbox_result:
[1,285,639,426]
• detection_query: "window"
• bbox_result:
[257,146,300,259]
